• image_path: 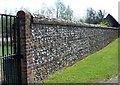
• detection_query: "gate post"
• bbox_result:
[16,11,34,84]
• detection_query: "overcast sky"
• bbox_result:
[0,0,119,21]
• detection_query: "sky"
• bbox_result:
[0,0,119,21]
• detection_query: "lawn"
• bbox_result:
[44,38,118,83]
[0,45,12,56]
[0,46,1,56]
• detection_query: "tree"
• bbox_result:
[96,10,106,24]
[64,6,73,21]
[55,0,66,19]
[85,8,106,24]
[45,7,55,17]
[33,0,73,20]
[85,8,97,24]
[55,0,73,20]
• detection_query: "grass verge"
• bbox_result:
[44,38,118,83]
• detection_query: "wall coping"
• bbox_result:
[32,17,119,30]
[16,10,119,30]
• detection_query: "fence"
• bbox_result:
[0,13,24,84]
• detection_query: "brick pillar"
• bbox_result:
[16,11,34,84]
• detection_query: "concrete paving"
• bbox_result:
[99,76,118,83]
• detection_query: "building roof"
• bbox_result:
[104,14,120,27]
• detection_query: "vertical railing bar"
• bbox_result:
[2,59,3,83]
[2,58,4,83]
[17,16,21,55]
[11,57,13,83]
[16,58,18,83]
[10,16,12,55]
[9,57,11,83]
[12,57,13,83]
[1,15,4,56]
[3,57,5,83]
[6,57,8,83]
[14,58,18,83]
[5,57,7,83]
[12,57,14,83]
[13,17,16,54]
[8,57,10,83]
[4,57,6,83]
[6,16,8,55]
[1,59,2,83]
[0,59,1,83]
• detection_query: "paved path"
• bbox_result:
[105,77,118,83]
[99,76,118,83]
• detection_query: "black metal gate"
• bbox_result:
[0,14,22,84]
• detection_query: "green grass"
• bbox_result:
[44,38,118,83]
[0,46,1,56]
[0,45,12,56]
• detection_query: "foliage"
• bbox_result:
[44,39,118,83]
[99,20,112,26]
[96,10,106,23]
[55,0,66,19]
[85,8,106,24]
[40,3,55,17]
[64,6,73,20]
[55,0,73,20]
[33,0,73,20]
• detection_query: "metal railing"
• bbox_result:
[0,14,21,84]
